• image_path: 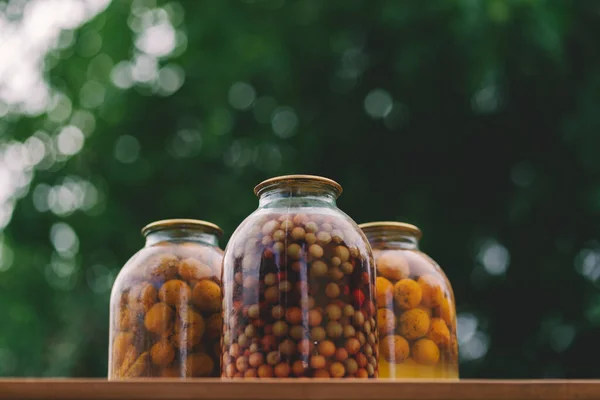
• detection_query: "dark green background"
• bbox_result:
[1,0,600,378]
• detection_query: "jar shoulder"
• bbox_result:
[111,242,223,300]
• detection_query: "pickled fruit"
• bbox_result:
[222,175,378,378]
[109,219,224,379]
[360,221,458,379]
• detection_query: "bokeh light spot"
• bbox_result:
[87,53,114,81]
[364,88,392,119]
[228,82,256,110]
[162,2,185,26]
[271,107,298,138]
[69,109,96,136]
[472,84,500,113]
[457,313,478,345]
[157,63,184,95]
[457,313,489,361]
[50,222,79,257]
[79,80,105,109]
[114,135,141,164]
[24,135,46,166]
[511,161,536,188]
[549,324,576,353]
[131,54,158,83]
[33,183,50,212]
[56,126,85,156]
[110,61,134,89]
[47,93,73,123]
[76,30,102,58]
[477,238,510,275]
[135,21,176,57]
[0,235,14,272]
[575,244,600,284]
[461,331,490,361]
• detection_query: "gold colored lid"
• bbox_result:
[142,219,223,237]
[359,221,422,240]
[254,174,343,198]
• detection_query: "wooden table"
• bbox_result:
[0,379,599,400]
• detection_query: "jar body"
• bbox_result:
[222,206,378,378]
[109,236,223,379]
[372,243,458,379]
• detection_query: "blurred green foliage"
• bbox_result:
[1,0,600,378]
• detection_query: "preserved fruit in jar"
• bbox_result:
[109,219,224,379]
[222,175,378,378]
[359,222,458,379]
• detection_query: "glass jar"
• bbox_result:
[359,222,458,379]
[221,175,378,379]
[108,219,224,379]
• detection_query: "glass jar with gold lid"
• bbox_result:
[221,175,378,378]
[359,221,458,379]
[108,219,224,379]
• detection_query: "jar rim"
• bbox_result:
[358,221,422,240]
[141,219,223,237]
[253,174,343,198]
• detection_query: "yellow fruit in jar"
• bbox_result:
[159,280,191,306]
[417,305,432,318]
[117,308,133,331]
[451,334,459,361]
[148,253,179,281]
[397,308,430,340]
[129,282,158,312]
[379,334,410,363]
[192,280,222,313]
[144,302,174,334]
[427,318,450,347]
[418,275,444,308]
[150,340,175,366]
[205,313,222,339]
[437,296,454,326]
[377,252,410,280]
[412,338,440,365]
[124,352,150,377]
[172,309,205,349]
[116,345,138,377]
[377,308,396,336]
[112,332,133,366]
[404,357,418,366]
[178,257,213,281]
[375,277,394,308]
[160,365,181,378]
[185,352,214,377]
[393,279,422,310]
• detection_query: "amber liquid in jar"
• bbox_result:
[360,222,459,379]
[108,219,224,379]
[221,175,378,378]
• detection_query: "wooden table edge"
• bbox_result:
[1,379,599,400]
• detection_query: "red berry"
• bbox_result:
[353,289,365,307]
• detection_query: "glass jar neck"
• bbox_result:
[145,228,219,247]
[258,185,338,208]
[364,230,420,250]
